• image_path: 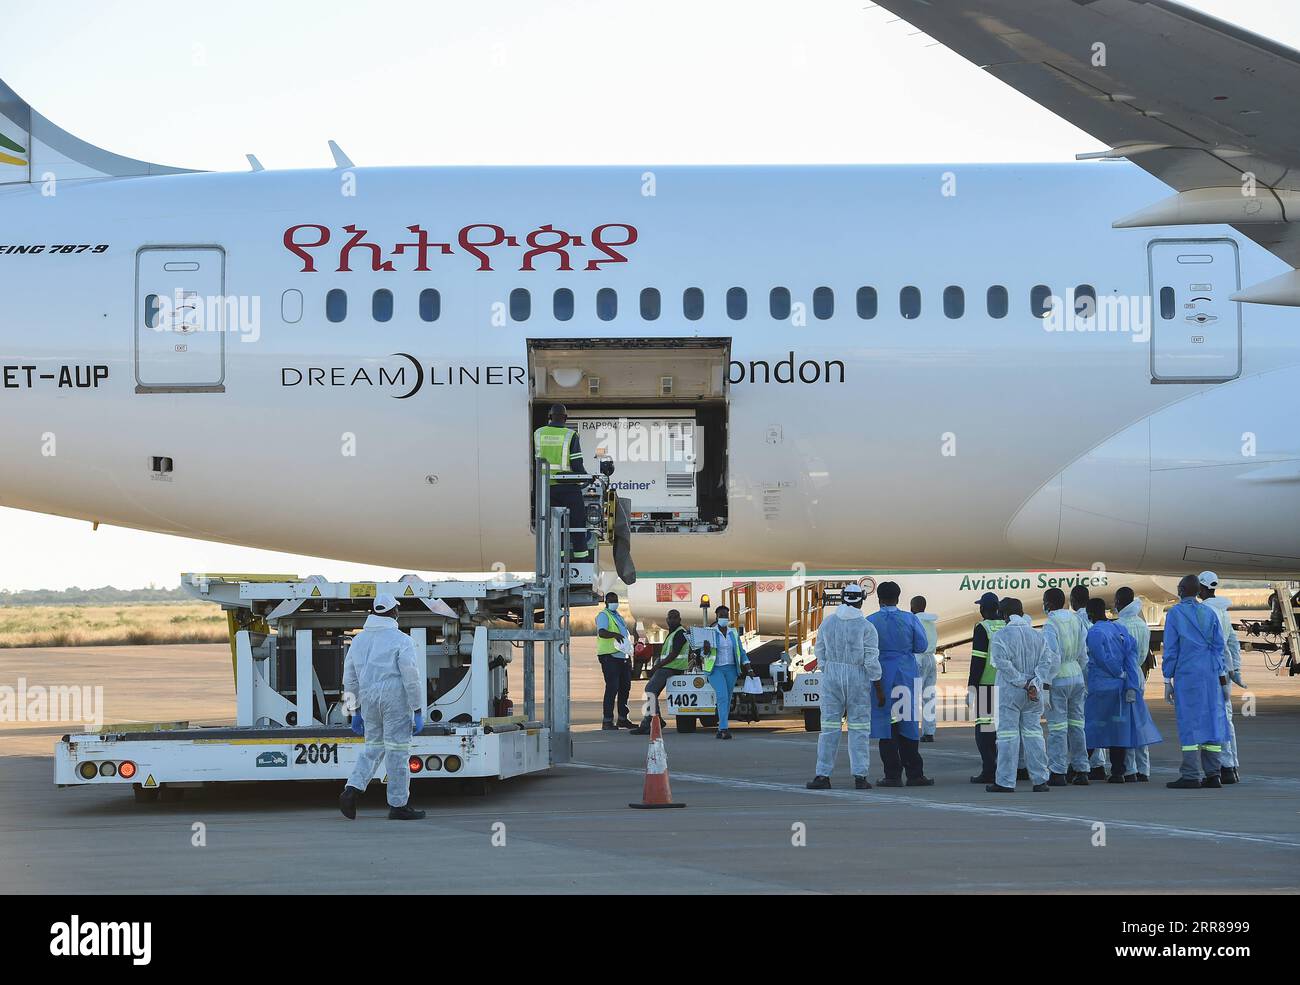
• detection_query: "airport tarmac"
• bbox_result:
[1,637,1298,894]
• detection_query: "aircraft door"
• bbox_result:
[135,247,226,392]
[1148,238,1241,383]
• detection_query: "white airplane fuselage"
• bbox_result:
[1,163,1297,581]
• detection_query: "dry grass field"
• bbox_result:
[0,603,228,648]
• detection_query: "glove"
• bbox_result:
[412,710,424,734]
[350,712,365,737]
[1164,680,1175,705]
[874,680,886,708]
[1230,670,1244,687]
[1124,688,1136,703]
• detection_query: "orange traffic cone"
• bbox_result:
[628,714,686,809]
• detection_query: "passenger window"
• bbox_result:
[1030,284,1054,318]
[144,293,161,329]
[372,288,393,322]
[326,288,347,323]
[419,288,440,322]
[727,287,747,320]
[813,286,834,320]
[597,287,617,321]
[510,288,530,322]
[856,287,877,319]
[553,288,574,321]
[987,286,1008,319]
[640,288,661,320]
[770,287,791,320]
[281,289,303,324]
[1159,286,1176,320]
[900,286,921,320]
[1074,284,1096,319]
[683,287,704,321]
[943,286,964,319]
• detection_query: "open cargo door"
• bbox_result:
[528,338,730,534]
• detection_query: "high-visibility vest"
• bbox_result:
[702,627,742,673]
[596,608,628,656]
[661,627,689,670]
[973,619,1006,686]
[533,425,577,484]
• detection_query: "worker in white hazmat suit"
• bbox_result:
[986,598,1055,793]
[911,595,940,742]
[806,583,883,790]
[339,594,427,820]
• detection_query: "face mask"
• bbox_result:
[606,603,617,610]
[717,618,729,628]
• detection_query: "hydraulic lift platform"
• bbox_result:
[54,463,616,801]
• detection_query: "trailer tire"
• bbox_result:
[700,715,719,729]
[132,784,159,804]
[803,710,821,732]
[676,716,697,734]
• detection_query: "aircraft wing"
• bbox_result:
[873,0,1300,304]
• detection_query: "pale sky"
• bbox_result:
[1,0,1294,590]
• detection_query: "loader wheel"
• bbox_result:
[803,710,821,732]
[676,716,697,734]
[132,784,159,804]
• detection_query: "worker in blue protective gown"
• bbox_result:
[867,581,934,787]
[1083,598,1162,783]
[1162,575,1230,789]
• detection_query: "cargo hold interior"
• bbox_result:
[527,337,730,534]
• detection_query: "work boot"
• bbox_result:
[716,729,732,740]
[1032,783,1051,792]
[338,785,358,820]
[877,777,904,788]
[1166,777,1202,789]
[388,804,426,820]
[1016,767,1030,781]
[601,721,618,731]
[1135,774,1150,782]
[920,734,935,743]
[969,773,995,784]
[629,717,653,735]
[616,717,637,729]
[1071,774,1090,786]
[1201,774,1223,789]
[806,775,831,790]
[906,775,935,787]
[985,783,1015,793]
[1065,768,1077,783]
[1123,774,1138,783]
[854,775,872,790]
[1089,766,1107,780]
[1107,774,1125,784]
[1220,767,1239,785]
[1047,773,1067,787]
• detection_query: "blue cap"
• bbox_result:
[975,591,999,608]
